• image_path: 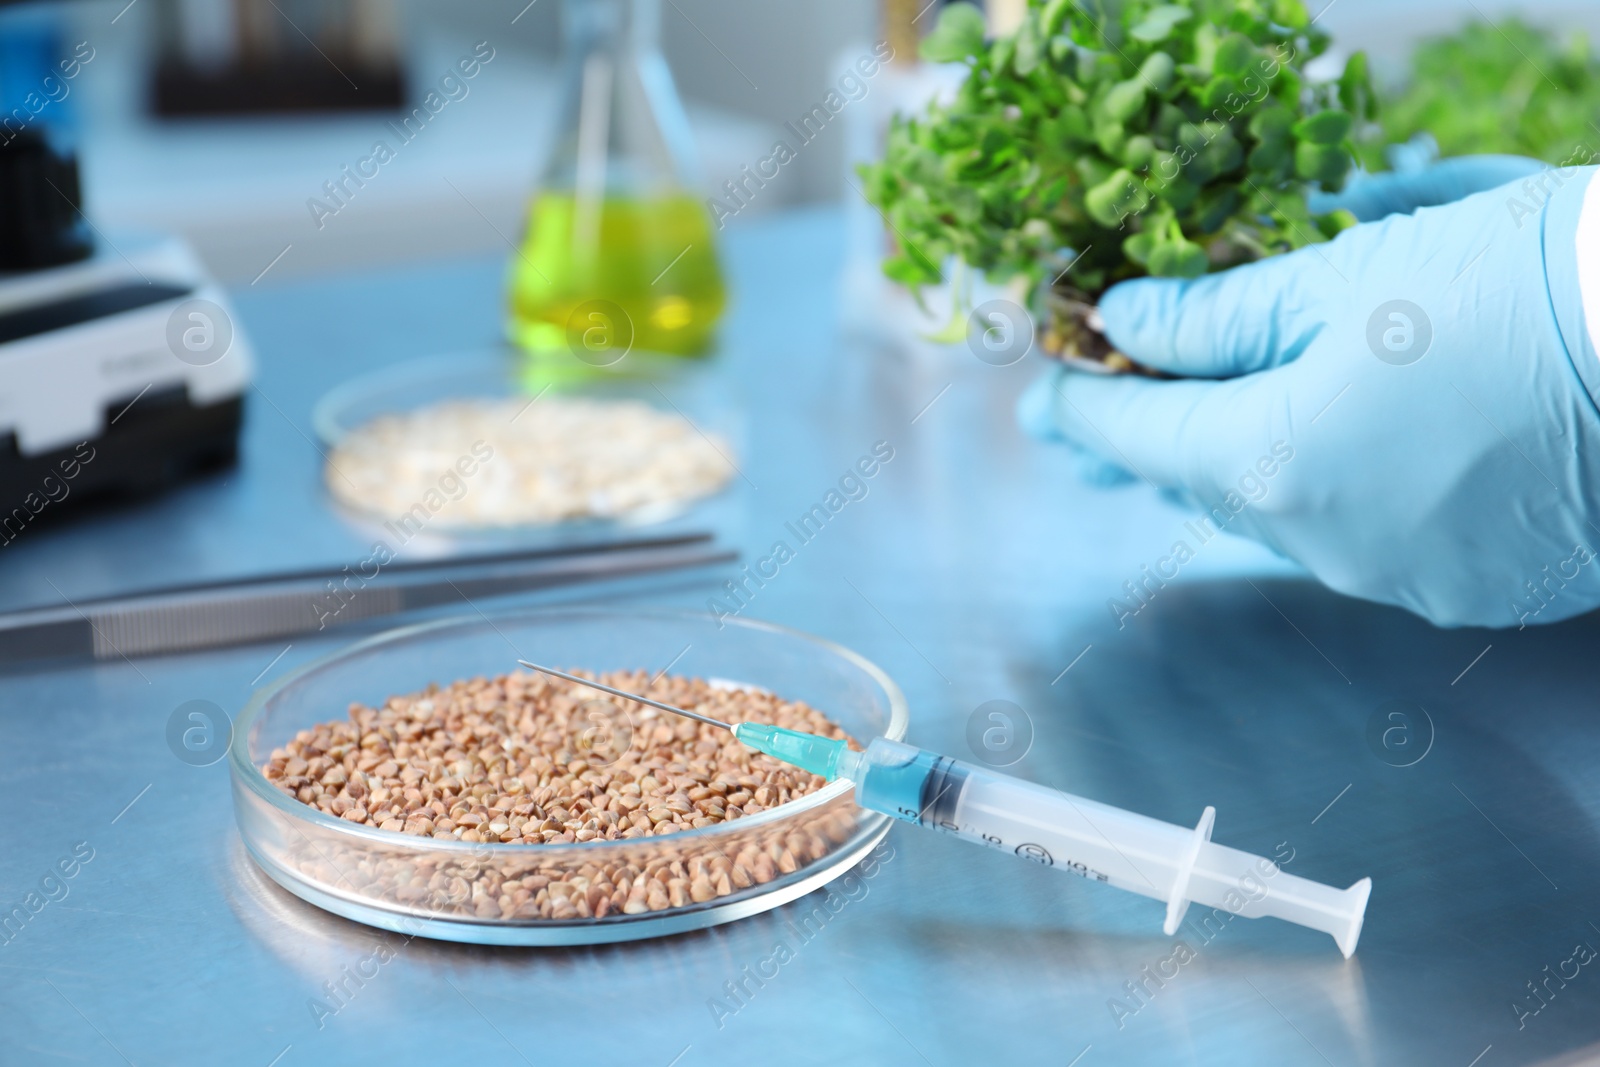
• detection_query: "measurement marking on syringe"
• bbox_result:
[1060,796,1162,892]
[928,818,1111,882]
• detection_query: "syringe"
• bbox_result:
[517,661,1372,957]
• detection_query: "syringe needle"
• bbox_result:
[515,660,737,732]
[514,660,855,778]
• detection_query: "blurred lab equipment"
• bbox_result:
[150,0,404,115]
[0,12,252,525]
[0,190,253,522]
[508,0,725,366]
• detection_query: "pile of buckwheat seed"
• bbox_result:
[263,669,854,849]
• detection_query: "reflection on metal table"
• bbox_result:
[2,207,1599,1066]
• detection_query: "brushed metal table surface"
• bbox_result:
[4,207,1600,1067]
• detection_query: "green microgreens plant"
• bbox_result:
[860,0,1374,359]
[1362,19,1600,170]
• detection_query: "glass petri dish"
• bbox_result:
[229,608,908,945]
[311,349,741,538]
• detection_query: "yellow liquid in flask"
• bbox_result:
[508,193,726,359]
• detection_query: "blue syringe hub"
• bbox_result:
[732,723,853,781]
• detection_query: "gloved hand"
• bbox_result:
[1019,155,1600,628]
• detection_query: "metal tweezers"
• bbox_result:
[0,532,734,664]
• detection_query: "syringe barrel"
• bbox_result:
[851,737,1187,899]
[846,737,1369,956]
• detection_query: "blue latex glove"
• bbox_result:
[1018,157,1549,491]
[1020,156,1600,628]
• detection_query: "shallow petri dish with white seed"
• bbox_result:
[229,608,907,945]
[311,350,741,538]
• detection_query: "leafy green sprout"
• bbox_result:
[859,0,1372,322]
[1362,18,1600,170]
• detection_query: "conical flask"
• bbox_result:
[508,0,726,367]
